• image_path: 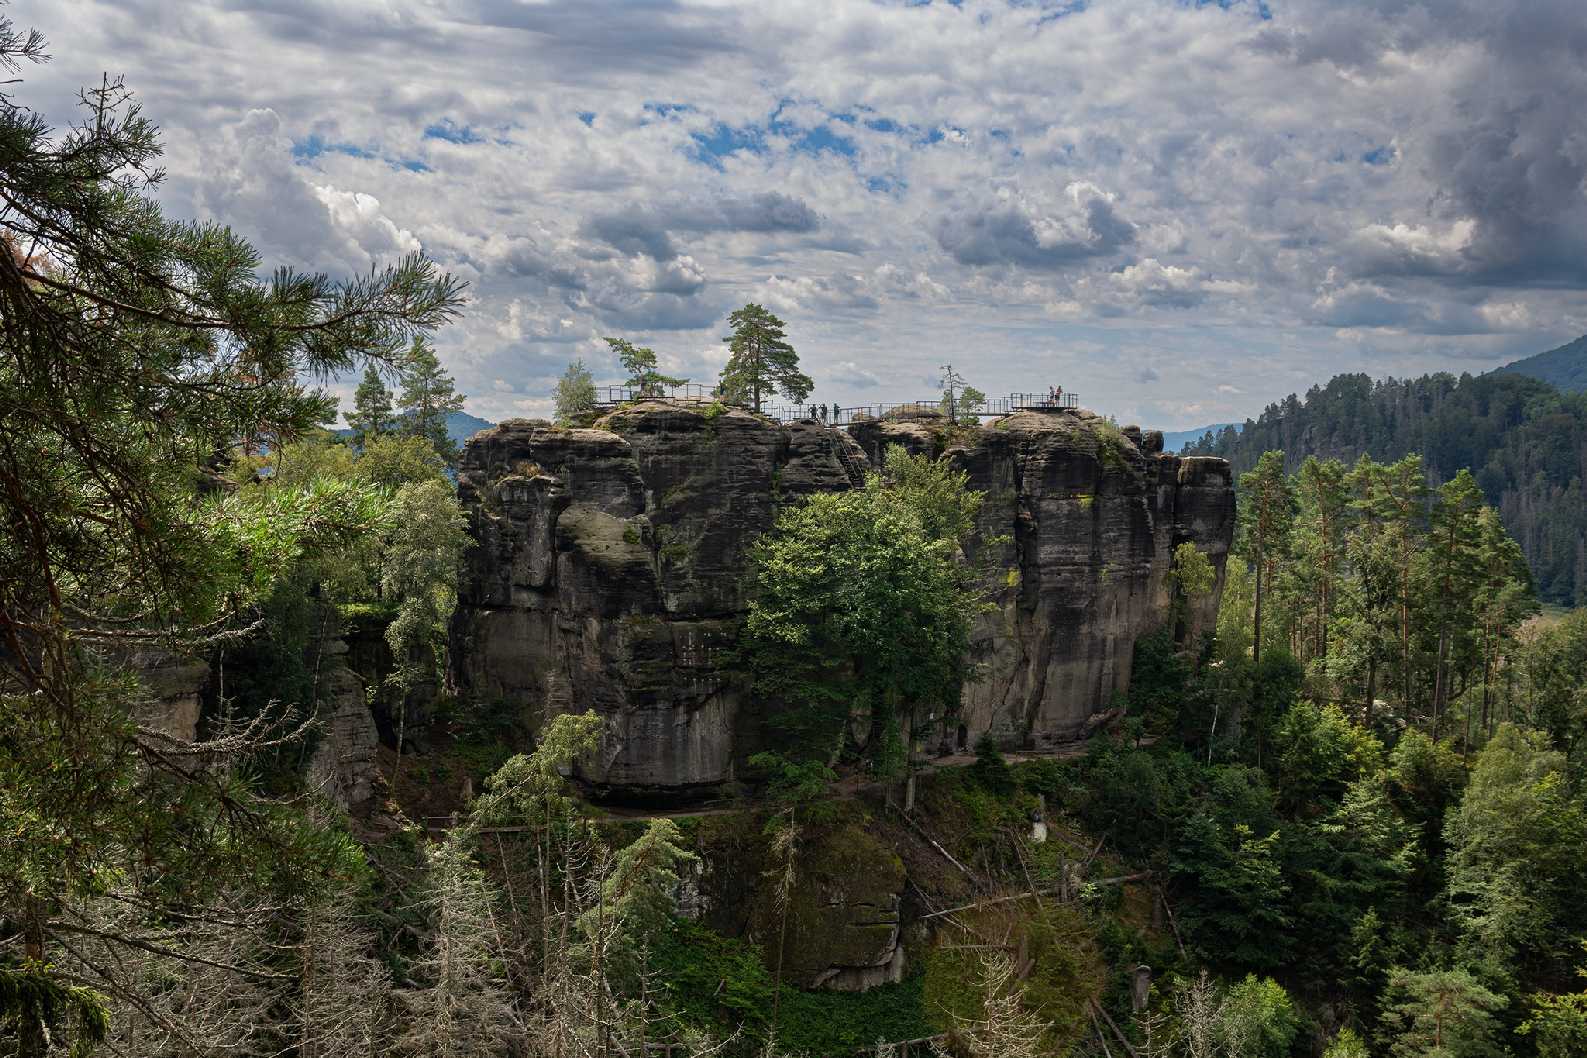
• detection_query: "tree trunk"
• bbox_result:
[18,894,47,1058]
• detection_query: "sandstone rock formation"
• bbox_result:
[848,408,1234,747]
[307,635,382,814]
[450,401,1234,799]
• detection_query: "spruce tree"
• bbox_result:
[717,303,812,412]
[348,366,397,449]
[396,837,520,1058]
[397,336,466,465]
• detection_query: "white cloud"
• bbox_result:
[11,0,1585,431]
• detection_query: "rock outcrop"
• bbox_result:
[848,408,1234,747]
[307,636,382,814]
[450,401,1234,799]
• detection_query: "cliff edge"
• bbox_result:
[449,401,1234,800]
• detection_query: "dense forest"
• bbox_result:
[1185,371,1587,605]
[11,11,1587,1058]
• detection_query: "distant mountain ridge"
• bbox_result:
[1161,423,1240,453]
[1490,334,1587,391]
[337,410,494,446]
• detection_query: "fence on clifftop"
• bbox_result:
[593,384,1080,425]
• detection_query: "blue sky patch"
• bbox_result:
[292,134,372,161]
[423,120,483,145]
[1362,144,1396,166]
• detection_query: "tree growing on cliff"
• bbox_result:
[555,358,598,423]
[605,336,685,396]
[741,462,983,776]
[717,303,812,412]
[397,336,467,465]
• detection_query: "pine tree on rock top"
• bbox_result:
[603,336,685,395]
[717,303,812,412]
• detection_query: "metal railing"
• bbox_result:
[764,391,1080,426]
[592,386,1080,426]
[595,382,715,405]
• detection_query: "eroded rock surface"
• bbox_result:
[450,402,1234,797]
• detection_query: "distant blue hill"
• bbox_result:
[1161,422,1240,453]
[337,410,495,446]
[444,411,495,444]
[1489,334,1587,391]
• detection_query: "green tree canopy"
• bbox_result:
[396,336,466,465]
[717,303,811,412]
[740,466,984,765]
[604,336,684,395]
[554,357,598,423]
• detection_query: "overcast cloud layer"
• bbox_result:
[14,0,1587,428]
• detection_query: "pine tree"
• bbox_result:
[1425,471,1484,738]
[397,336,466,465]
[603,337,684,395]
[0,13,460,1048]
[1238,451,1296,665]
[1380,968,1505,1058]
[554,358,598,423]
[348,366,397,449]
[718,303,812,412]
[1291,456,1348,664]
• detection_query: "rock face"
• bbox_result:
[687,814,907,991]
[848,408,1234,747]
[450,402,1234,798]
[307,636,382,814]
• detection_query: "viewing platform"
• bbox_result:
[592,384,1080,426]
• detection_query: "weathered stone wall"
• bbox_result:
[449,402,1234,799]
[848,409,1234,747]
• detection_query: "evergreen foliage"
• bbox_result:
[348,366,397,449]
[395,336,467,466]
[604,336,684,394]
[1187,369,1587,603]
[717,303,812,412]
[0,13,461,1048]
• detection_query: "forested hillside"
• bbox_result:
[1493,335,1587,392]
[1185,371,1587,604]
[11,9,1587,1058]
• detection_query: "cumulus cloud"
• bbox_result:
[583,192,819,260]
[18,0,1587,431]
[934,183,1135,271]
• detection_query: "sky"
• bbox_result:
[12,0,1587,429]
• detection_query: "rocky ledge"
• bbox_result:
[448,401,1234,801]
